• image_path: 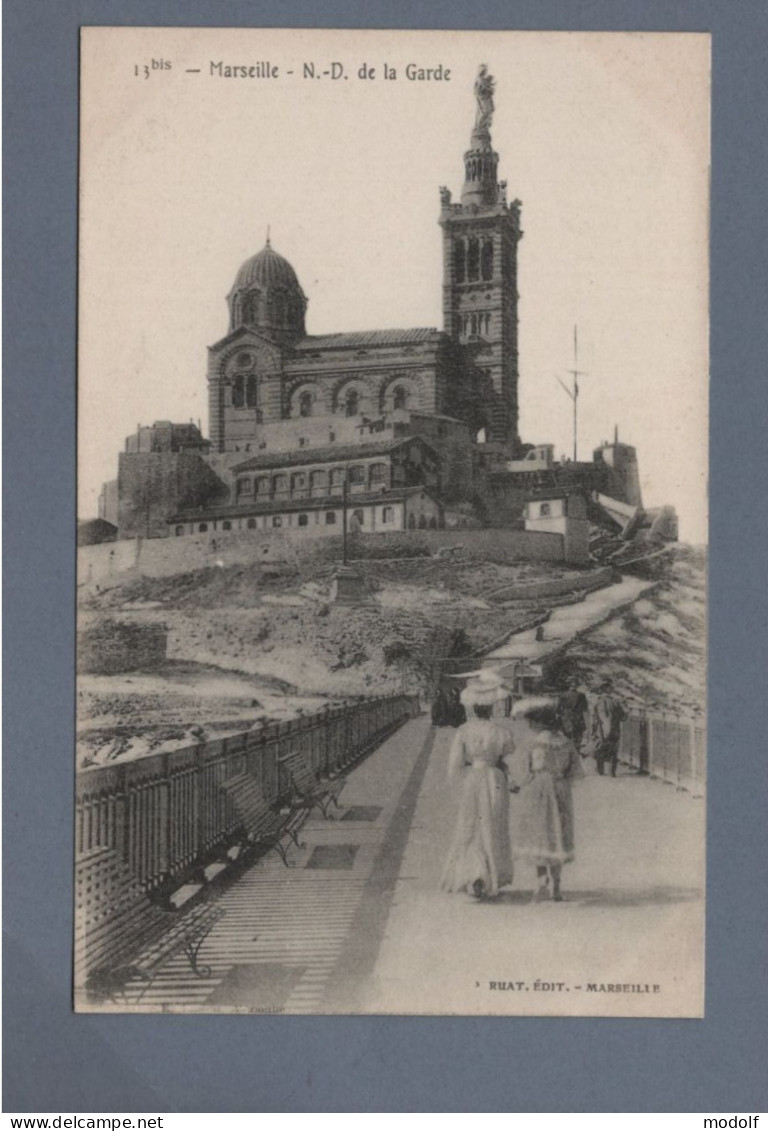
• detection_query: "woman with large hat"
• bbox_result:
[440,669,515,900]
[510,697,583,902]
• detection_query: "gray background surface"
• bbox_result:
[4,0,767,1114]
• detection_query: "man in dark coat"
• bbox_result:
[558,676,589,754]
[431,688,449,727]
[590,679,627,776]
[446,687,467,728]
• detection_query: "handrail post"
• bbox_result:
[116,763,129,864]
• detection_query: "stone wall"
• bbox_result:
[77,618,167,674]
[487,566,614,603]
[78,524,568,587]
[117,451,229,539]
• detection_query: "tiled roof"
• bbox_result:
[167,486,437,523]
[232,435,432,473]
[295,328,441,351]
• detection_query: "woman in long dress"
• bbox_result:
[511,700,582,902]
[441,671,514,900]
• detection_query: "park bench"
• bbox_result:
[286,769,347,819]
[76,846,223,1005]
[220,772,310,867]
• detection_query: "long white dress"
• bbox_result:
[440,719,514,896]
[512,731,582,866]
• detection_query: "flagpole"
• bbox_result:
[573,325,578,462]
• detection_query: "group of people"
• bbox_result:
[430,686,467,729]
[438,669,626,902]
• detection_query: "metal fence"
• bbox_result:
[76,694,419,893]
[619,708,706,792]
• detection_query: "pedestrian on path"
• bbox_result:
[510,698,583,902]
[557,675,589,755]
[431,688,449,727]
[441,670,514,901]
[446,687,467,728]
[590,679,627,777]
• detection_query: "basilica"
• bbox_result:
[97,69,645,547]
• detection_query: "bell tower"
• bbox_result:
[439,65,522,450]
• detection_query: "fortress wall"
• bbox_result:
[488,566,614,602]
[77,524,569,586]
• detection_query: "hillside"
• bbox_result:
[548,545,706,716]
[77,554,575,765]
[76,546,706,766]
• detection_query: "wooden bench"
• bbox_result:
[76,847,224,1005]
[220,772,310,867]
[287,770,347,819]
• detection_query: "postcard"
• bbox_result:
[76,27,709,1015]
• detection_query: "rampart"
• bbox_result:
[78,526,570,587]
[487,566,614,603]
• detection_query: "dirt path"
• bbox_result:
[482,575,655,668]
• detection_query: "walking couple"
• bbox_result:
[440,669,582,903]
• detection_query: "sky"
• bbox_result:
[79,28,710,541]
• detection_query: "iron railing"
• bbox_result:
[619,707,706,792]
[75,694,418,892]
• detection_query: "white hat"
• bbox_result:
[510,695,558,719]
[460,668,511,708]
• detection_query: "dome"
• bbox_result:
[230,240,302,294]
[227,238,307,343]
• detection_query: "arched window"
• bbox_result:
[272,516,282,528]
[429,516,438,529]
[310,470,328,496]
[198,523,208,533]
[393,385,408,411]
[471,313,478,336]
[245,293,261,323]
[351,509,364,528]
[418,514,428,529]
[348,465,365,487]
[246,375,258,408]
[299,391,313,417]
[175,524,184,536]
[476,427,487,445]
[273,474,288,496]
[369,462,387,488]
[345,389,359,417]
[481,239,494,281]
[237,478,252,496]
[255,477,270,498]
[454,239,466,284]
[232,375,245,408]
[330,469,346,494]
[247,517,257,529]
[467,238,480,281]
[273,293,285,322]
[408,513,416,529]
[291,473,307,496]
[540,503,551,517]
[325,511,337,525]
[222,520,232,531]
[298,513,309,527]
[382,506,394,525]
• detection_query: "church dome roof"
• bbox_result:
[231,241,302,294]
